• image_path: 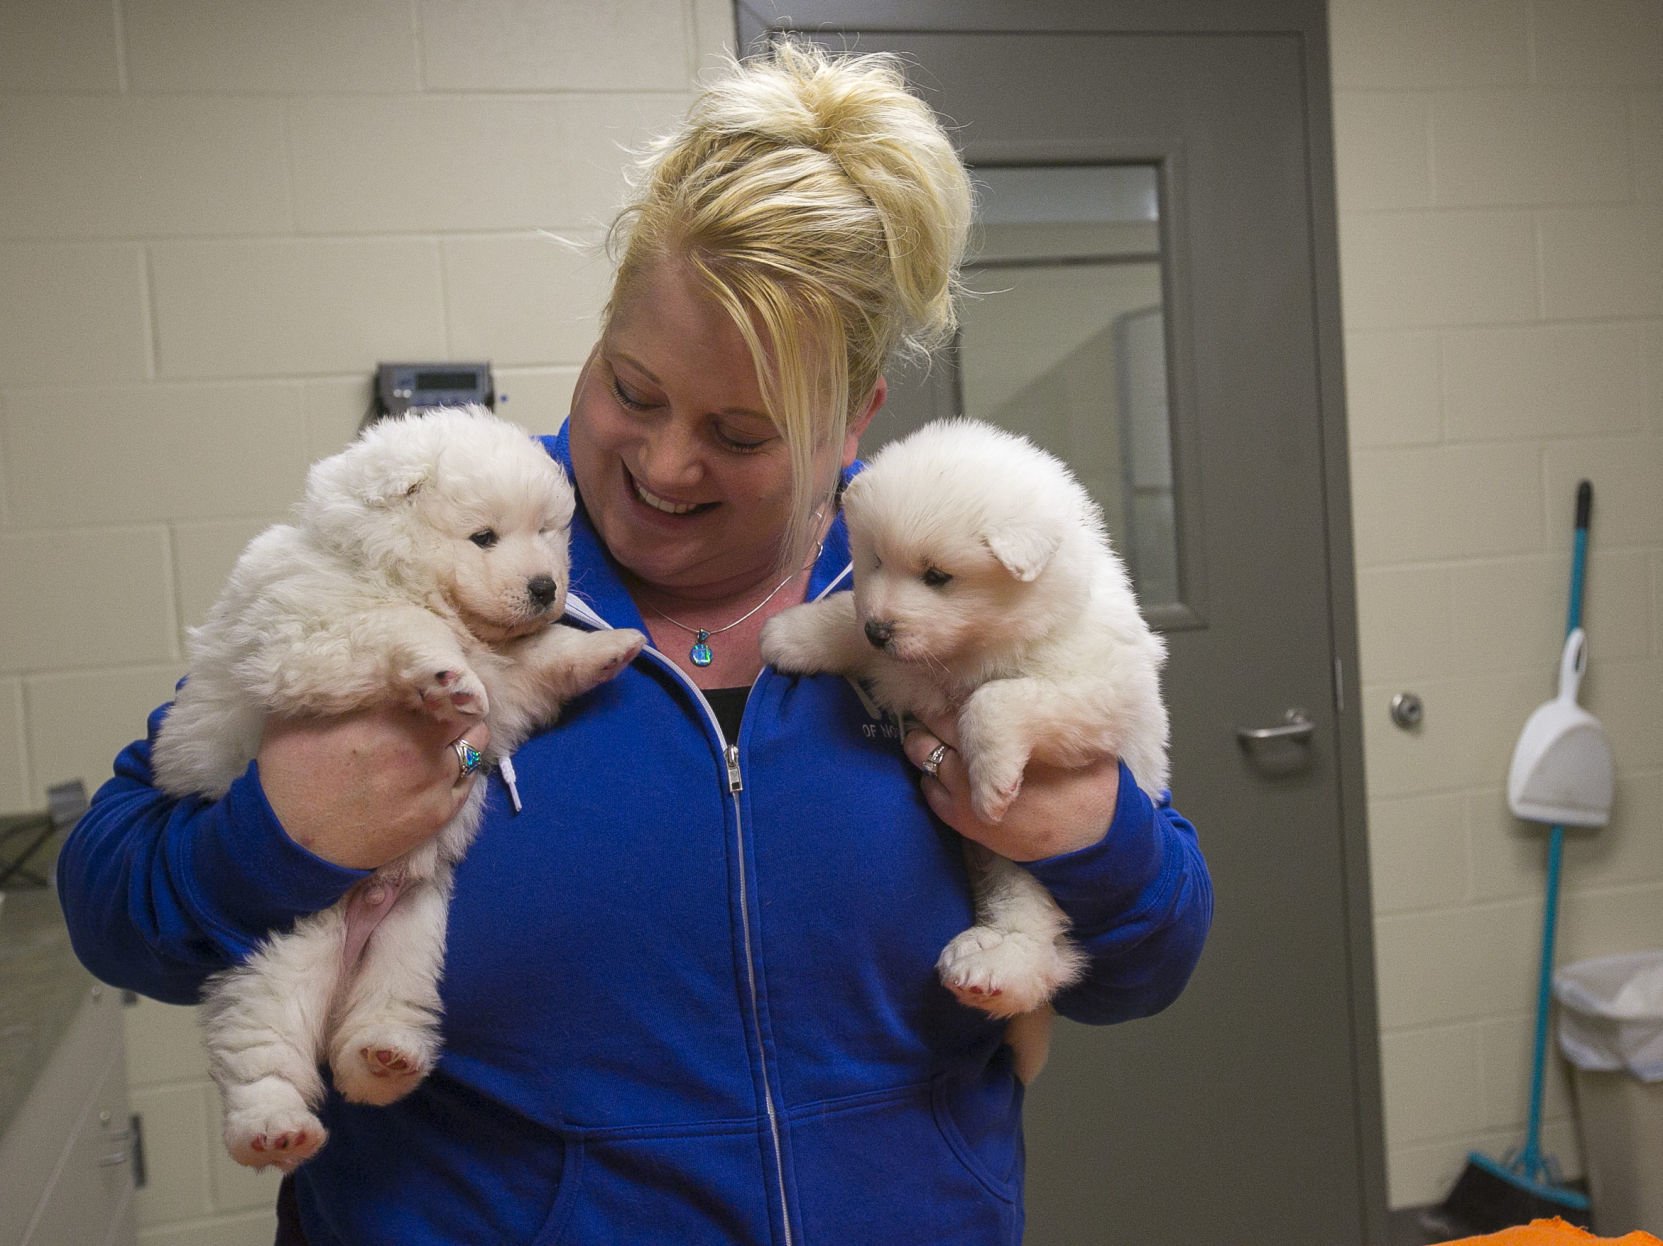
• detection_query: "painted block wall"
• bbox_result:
[2,1,1659,1235]
[1,1,728,1240]
[1329,0,1663,1211]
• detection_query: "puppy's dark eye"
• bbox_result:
[470,529,499,549]
[922,567,952,588]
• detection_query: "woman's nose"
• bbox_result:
[636,420,703,489]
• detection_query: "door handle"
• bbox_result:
[1236,709,1315,744]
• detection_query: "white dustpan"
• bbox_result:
[1507,628,1614,828]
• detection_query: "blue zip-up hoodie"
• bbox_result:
[58,429,1211,1245]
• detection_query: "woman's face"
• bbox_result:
[567,258,874,600]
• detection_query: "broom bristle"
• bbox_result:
[1423,1153,1590,1239]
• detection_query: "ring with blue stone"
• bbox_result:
[453,738,484,780]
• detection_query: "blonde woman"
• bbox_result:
[61,42,1210,1244]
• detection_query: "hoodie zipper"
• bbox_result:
[686,673,793,1246]
[567,602,793,1245]
[714,714,795,1246]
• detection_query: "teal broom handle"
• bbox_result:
[1567,482,1591,635]
[1521,481,1591,1179]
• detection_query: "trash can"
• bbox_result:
[1555,950,1663,1234]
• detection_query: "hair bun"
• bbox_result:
[687,39,972,356]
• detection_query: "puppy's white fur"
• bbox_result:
[153,407,643,1170]
[761,418,1168,1080]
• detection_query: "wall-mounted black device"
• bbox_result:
[373,362,496,421]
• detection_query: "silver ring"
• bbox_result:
[921,742,949,778]
[453,738,483,780]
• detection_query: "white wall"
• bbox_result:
[1,2,728,1240]
[2,1,1660,1236]
[1330,0,1663,1211]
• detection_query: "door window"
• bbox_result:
[958,164,1179,608]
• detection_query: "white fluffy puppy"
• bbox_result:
[761,418,1168,1065]
[153,406,643,1170]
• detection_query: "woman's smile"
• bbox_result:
[566,257,823,601]
[627,470,716,518]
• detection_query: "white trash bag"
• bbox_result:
[1555,951,1663,1083]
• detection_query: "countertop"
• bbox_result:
[0,834,102,1138]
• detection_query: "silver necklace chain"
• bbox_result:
[645,542,823,668]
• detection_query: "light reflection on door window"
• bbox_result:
[959,165,1178,608]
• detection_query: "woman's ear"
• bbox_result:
[842,376,887,467]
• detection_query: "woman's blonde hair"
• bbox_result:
[605,38,973,566]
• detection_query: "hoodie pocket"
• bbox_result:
[785,1078,1021,1246]
[531,1119,774,1246]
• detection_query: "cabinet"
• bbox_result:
[0,974,138,1246]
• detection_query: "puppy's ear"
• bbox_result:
[381,471,429,505]
[983,522,1061,582]
[360,459,431,507]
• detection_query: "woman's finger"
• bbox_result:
[445,721,493,790]
[903,729,953,780]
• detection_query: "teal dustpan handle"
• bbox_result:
[1519,480,1591,1186]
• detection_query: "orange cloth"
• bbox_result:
[1439,1218,1662,1245]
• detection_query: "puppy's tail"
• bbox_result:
[1004,1007,1056,1084]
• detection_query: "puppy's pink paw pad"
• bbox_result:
[412,665,488,716]
[366,1046,416,1076]
[251,1129,309,1153]
[225,1111,327,1171]
[331,1023,437,1105]
[938,926,1057,1018]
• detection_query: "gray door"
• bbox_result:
[738,4,1386,1243]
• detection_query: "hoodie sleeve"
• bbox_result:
[56,701,368,1005]
[1022,761,1212,1025]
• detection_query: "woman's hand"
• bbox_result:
[257,707,492,871]
[902,715,1118,862]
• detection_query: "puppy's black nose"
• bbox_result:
[864,619,893,648]
[527,575,559,611]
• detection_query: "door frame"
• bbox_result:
[736,1,1384,1237]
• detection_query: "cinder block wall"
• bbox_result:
[3,2,1660,1236]
[1330,0,1663,1211]
[1,2,727,1240]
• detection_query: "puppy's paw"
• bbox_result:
[966,759,1025,824]
[329,1022,439,1106]
[224,1104,328,1171]
[556,627,645,698]
[759,603,840,674]
[957,696,1033,823]
[937,926,1084,1019]
[594,627,646,675]
[412,663,489,718]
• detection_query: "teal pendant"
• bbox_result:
[690,630,713,667]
